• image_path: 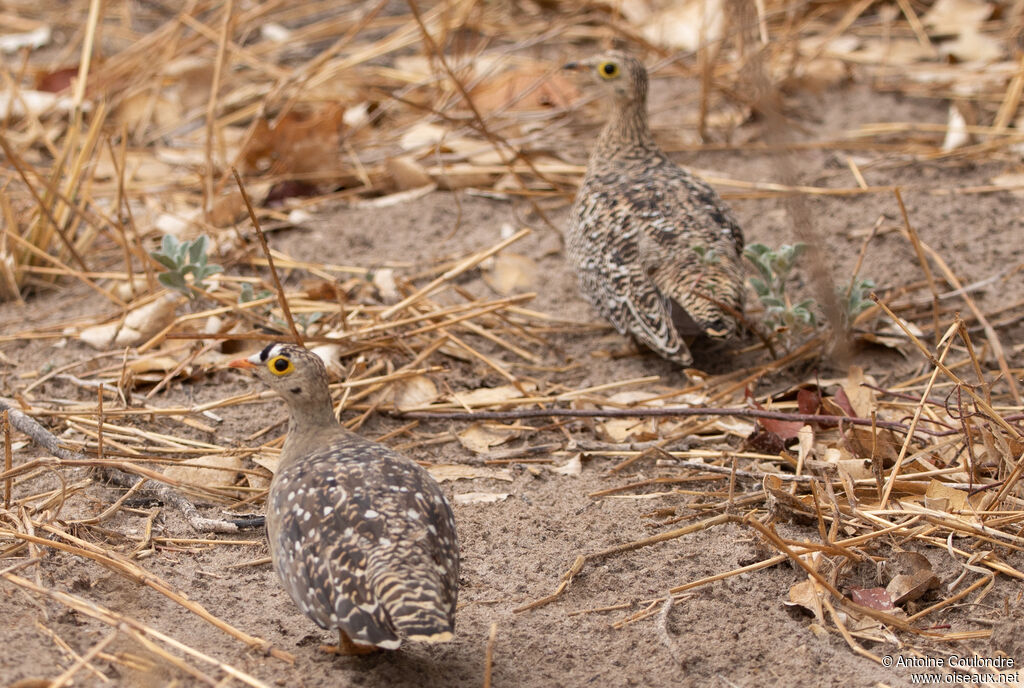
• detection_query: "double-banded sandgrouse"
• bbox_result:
[230,343,458,654]
[564,51,745,365]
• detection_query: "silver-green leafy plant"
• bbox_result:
[150,235,222,298]
[744,242,817,337]
[838,277,876,326]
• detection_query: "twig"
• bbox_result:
[482,622,497,688]
[401,405,946,437]
[233,167,302,344]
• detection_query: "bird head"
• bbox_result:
[229,342,332,407]
[563,51,648,105]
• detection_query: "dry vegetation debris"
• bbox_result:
[0,0,1023,686]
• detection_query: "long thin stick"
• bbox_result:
[232,167,302,344]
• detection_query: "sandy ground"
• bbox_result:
[2,74,1023,688]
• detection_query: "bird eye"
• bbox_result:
[599,61,619,79]
[268,356,294,376]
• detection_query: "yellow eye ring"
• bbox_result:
[267,355,294,376]
[598,61,619,79]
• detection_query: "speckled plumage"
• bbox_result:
[231,344,458,652]
[565,51,745,365]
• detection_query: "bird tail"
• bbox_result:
[369,560,456,643]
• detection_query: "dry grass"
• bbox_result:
[1,0,1023,684]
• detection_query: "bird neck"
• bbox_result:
[280,388,342,466]
[593,98,656,160]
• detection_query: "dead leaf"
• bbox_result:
[849,587,895,611]
[450,383,536,408]
[619,0,725,52]
[164,454,242,488]
[924,479,969,512]
[453,492,510,505]
[485,253,536,295]
[785,579,825,623]
[797,387,822,415]
[80,293,181,349]
[883,552,940,605]
[922,0,993,36]
[456,423,520,453]
[840,366,875,417]
[372,268,401,303]
[427,464,513,483]
[35,65,78,93]
[469,63,580,112]
[990,172,1024,197]
[549,453,582,476]
[126,356,181,375]
[387,156,433,190]
[243,105,344,176]
[375,375,438,411]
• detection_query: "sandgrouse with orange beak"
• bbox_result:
[230,343,458,655]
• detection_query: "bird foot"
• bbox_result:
[320,632,379,656]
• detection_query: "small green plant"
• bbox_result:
[744,242,817,337]
[838,277,876,326]
[150,235,222,298]
[239,282,273,304]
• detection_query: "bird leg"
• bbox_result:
[321,630,379,656]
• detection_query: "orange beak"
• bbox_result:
[228,358,257,370]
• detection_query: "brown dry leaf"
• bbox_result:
[839,366,875,418]
[309,344,345,377]
[548,453,582,476]
[450,382,536,408]
[887,570,939,605]
[990,172,1024,197]
[940,30,1003,62]
[209,191,247,228]
[117,90,182,133]
[469,63,580,112]
[619,0,725,52]
[80,293,181,349]
[372,268,401,303]
[922,0,993,36]
[164,454,243,488]
[399,122,450,151]
[387,155,433,190]
[126,356,181,375]
[713,417,757,437]
[796,424,814,466]
[375,375,438,411]
[849,586,896,611]
[884,552,940,605]
[243,105,344,176]
[252,452,280,475]
[924,479,969,512]
[763,474,815,522]
[485,252,537,295]
[453,492,511,505]
[785,578,825,623]
[848,425,900,461]
[35,65,77,92]
[456,422,520,453]
[599,417,658,443]
[427,464,513,483]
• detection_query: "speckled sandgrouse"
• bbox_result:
[230,343,458,654]
[564,51,745,365]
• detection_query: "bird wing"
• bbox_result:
[633,165,746,338]
[267,439,458,648]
